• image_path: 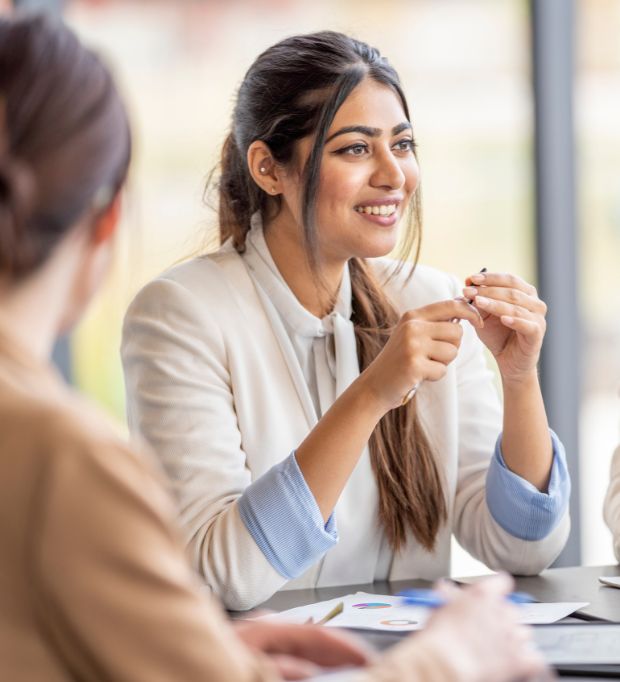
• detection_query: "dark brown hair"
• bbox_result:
[216,31,446,551]
[0,13,131,280]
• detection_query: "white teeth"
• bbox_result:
[356,204,397,216]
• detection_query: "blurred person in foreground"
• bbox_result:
[0,12,547,682]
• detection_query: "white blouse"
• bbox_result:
[242,213,393,581]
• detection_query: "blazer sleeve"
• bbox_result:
[33,435,277,682]
[603,445,620,561]
[452,305,570,575]
[121,276,290,610]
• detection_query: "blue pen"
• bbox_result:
[397,588,536,608]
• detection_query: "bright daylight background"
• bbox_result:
[12,0,620,575]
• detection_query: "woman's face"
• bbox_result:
[282,77,420,265]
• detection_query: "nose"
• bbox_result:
[369,148,408,190]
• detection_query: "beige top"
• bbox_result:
[0,321,276,681]
[0,318,458,682]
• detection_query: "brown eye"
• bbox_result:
[334,143,369,156]
[393,139,415,153]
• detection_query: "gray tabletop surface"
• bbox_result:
[230,564,620,679]
[233,564,620,623]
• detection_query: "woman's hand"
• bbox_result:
[463,271,547,385]
[409,574,548,682]
[233,619,373,680]
[359,299,483,413]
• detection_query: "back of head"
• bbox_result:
[0,12,131,281]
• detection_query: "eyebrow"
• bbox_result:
[325,121,412,143]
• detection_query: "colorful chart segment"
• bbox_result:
[352,602,391,609]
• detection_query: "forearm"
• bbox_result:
[295,375,386,521]
[501,371,553,491]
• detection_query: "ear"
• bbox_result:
[92,191,122,245]
[247,141,281,197]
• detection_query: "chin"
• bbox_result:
[355,234,400,260]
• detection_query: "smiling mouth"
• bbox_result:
[354,203,398,216]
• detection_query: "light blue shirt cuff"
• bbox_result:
[238,452,338,580]
[486,429,570,541]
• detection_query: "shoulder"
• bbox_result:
[123,241,251,336]
[368,257,461,311]
[3,389,160,498]
[131,241,242,306]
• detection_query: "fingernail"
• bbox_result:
[502,315,514,324]
[470,274,485,284]
[475,295,490,306]
[463,286,477,298]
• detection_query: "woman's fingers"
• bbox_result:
[270,654,320,680]
[418,575,550,682]
[427,339,459,365]
[467,270,536,296]
[469,572,514,598]
[235,621,372,671]
[403,320,463,345]
[500,315,544,343]
[274,624,373,667]
[408,299,484,328]
[423,358,453,382]
[463,285,547,316]
[474,295,534,321]
[363,299,481,411]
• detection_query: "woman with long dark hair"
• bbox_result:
[123,31,570,611]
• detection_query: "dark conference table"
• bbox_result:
[235,564,620,680]
[253,563,620,624]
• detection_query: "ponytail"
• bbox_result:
[219,133,251,252]
[350,258,447,551]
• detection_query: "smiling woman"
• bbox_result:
[121,30,571,611]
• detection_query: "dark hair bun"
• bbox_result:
[0,13,131,280]
[0,151,37,276]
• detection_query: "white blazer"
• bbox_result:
[122,241,569,610]
[604,446,620,560]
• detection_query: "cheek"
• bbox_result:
[316,164,363,211]
[405,158,421,194]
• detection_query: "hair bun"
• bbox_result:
[0,151,37,276]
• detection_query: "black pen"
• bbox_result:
[452,267,487,323]
[466,267,487,304]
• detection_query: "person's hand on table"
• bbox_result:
[234,619,374,680]
[418,573,550,682]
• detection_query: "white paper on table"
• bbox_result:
[258,592,588,632]
[516,601,589,624]
[258,593,428,632]
[599,575,620,588]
